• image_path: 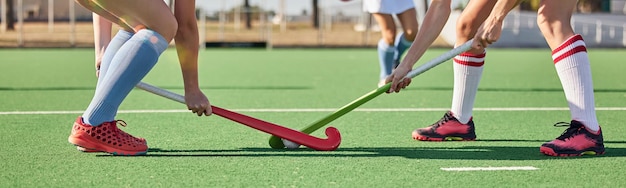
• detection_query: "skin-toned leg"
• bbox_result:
[443,0,497,125]
[395,8,419,41]
[372,13,397,45]
[455,0,496,53]
[536,0,602,156]
[536,0,577,49]
[90,0,178,41]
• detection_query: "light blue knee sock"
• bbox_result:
[97,30,134,88]
[82,29,169,126]
[394,33,412,67]
[378,39,396,80]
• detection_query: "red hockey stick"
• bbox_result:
[135,82,341,151]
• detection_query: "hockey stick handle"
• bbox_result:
[136,82,186,104]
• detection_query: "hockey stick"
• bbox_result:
[268,39,474,149]
[135,82,341,151]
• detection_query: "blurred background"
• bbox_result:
[0,0,624,48]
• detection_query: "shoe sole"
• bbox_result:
[69,137,147,156]
[413,133,475,141]
[76,146,101,153]
[73,144,147,155]
[540,146,605,157]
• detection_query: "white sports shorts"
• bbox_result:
[362,0,415,14]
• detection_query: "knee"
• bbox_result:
[160,17,179,41]
[536,14,555,38]
[403,29,417,41]
[142,16,178,42]
[455,17,475,38]
[381,29,397,44]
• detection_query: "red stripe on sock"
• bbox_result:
[454,52,485,67]
[553,45,587,64]
[552,34,584,55]
[459,52,486,58]
[454,59,484,67]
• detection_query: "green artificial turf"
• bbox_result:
[1,48,625,187]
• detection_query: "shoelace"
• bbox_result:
[115,120,127,127]
[553,121,583,141]
[113,120,146,143]
[433,113,454,127]
[105,120,125,134]
[109,120,136,139]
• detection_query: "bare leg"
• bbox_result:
[371,13,397,83]
[538,0,599,131]
[447,0,496,123]
[455,0,495,53]
[537,0,576,49]
[395,8,418,41]
[372,13,397,45]
[538,0,603,157]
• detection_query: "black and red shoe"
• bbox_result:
[412,111,476,141]
[540,120,605,157]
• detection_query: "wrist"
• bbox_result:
[397,62,413,70]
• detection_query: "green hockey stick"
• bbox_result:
[269,39,474,149]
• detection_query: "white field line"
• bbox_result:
[441,166,539,171]
[1,107,626,115]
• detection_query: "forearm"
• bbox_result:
[175,26,200,92]
[173,0,201,92]
[488,0,521,22]
[93,13,112,59]
[398,0,451,69]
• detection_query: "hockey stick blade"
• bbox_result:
[135,82,341,151]
[269,39,474,148]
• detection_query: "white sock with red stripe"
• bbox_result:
[450,51,485,124]
[552,34,600,132]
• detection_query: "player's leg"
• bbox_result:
[412,0,496,141]
[74,1,140,153]
[449,0,494,123]
[372,13,397,87]
[70,0,176,155]
[81,0,176,125]
[537,0,604,156]
[76,0,135,88]
[394,8,418,68]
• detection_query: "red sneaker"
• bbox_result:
[540,120,604,157]
[412,111,476,141]
[68,117,148,155]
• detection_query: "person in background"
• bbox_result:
[348,0,418,87]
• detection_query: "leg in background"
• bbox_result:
[372,13,397,86]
